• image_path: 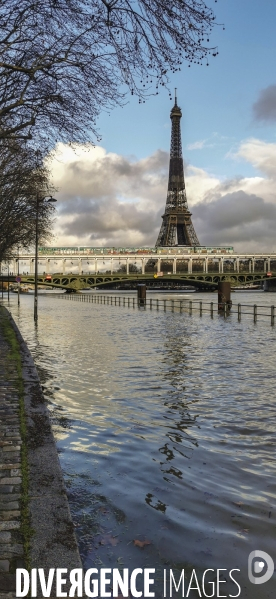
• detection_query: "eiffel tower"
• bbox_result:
[156,91,200,247]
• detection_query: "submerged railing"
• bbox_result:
[54,293,275,326]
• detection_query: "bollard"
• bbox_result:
[218,282,232,312]
[156,299,159,311]
[137,284,146,308]
[164,299,166,312]
[199,301,202,316]
[254,304,257,323]
[128,297,130,308]
[210,302,213,318]
[238,303,241,321]
[150,298,152,310]
[171,299,174,312]
[189,300,192,315]
[271,305,275,326]
[133,297,135,308]
[180,300,182,313]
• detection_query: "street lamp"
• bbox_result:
[34,195,57,322]
[17,246,20,305]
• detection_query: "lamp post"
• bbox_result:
[7,263,10,301]
[34,195,57,322]
[17,246,20,305]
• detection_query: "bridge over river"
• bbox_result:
[1,248,276,290]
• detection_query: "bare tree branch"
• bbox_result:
[0,0,220,148]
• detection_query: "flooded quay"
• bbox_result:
[4,290,276,598]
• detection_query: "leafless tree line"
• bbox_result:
[0,0,219,259]
[0,142,55,262]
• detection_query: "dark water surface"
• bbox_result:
[4,291,276,598]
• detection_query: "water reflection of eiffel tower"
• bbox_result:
[156,91,200,247]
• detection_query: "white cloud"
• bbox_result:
[48,138,276,252]
[187,140,206,150]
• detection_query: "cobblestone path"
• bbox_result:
[0,309,25,597]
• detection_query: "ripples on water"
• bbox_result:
[5,291,276,597]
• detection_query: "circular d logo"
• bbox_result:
[248,550,274,584]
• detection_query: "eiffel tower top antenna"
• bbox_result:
[175,87,177,105]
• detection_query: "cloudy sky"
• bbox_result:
[49,0,276,253]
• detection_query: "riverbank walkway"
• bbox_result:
[0,309,24,597]
[0,306,82,598]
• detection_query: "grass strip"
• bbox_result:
[0,306,32,571]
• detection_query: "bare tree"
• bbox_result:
[0,143,55,262]
[0,0,219,147]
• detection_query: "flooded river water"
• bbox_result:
[4,290,276,598]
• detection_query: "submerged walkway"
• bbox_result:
[0,306,82,598]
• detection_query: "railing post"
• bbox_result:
[133,297,135,308]
[119,297,121,306]
[238,303,241,321]
[210,302,213,318]
[200,301,202,316]
[156,299,159,311]
[254,304,257,323]
[224,302,227,318]
[189,300,192,315]
[137,284,146,308]
[271,305,275,326]
[180,300,182,313]
[164,299,166,312]
[128,297,130,307]
[150,298,152,310]
[171,299,174,312]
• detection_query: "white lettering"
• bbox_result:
[186,570,202,597]
[16,569,29,597]
[38,568,55,597]
[113,568,129,597]
[202,569,215,598]
[130,568,143,597]
[84,568,98,598]
[229,569,241,597]
[100,569,111,597]
[69,569,83,597]
[170,570,185,596]
[144,569,155,597]
[31,568,37,597]
[56,568,68,597]
[216,570,227,598]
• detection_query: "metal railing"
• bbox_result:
[54,293,275,326]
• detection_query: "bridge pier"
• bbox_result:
[264,278,276,292]
[218,281,232,311]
